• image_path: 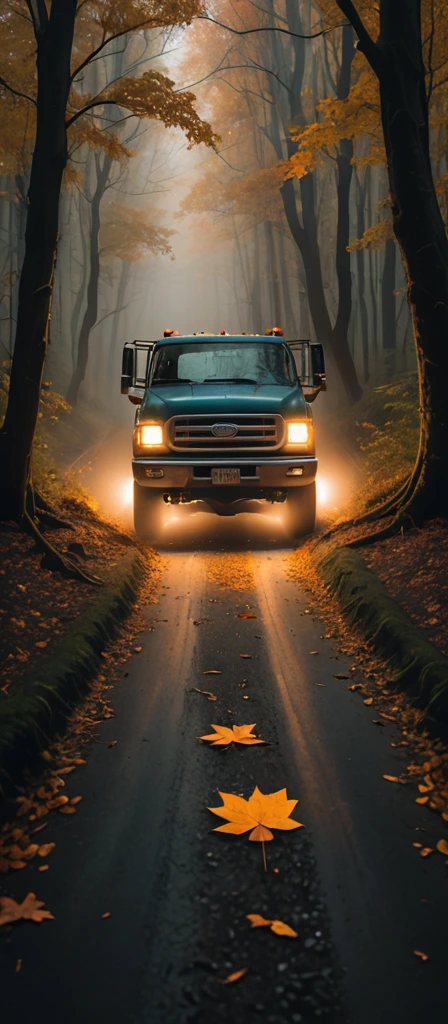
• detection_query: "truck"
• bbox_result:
[121,331,326,539]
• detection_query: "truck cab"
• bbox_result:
[121,332,326,539]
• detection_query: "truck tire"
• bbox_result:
[287,482,316,538]
[133,482,161,541]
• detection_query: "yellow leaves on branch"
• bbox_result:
[348,217,393,252]
[100,205,173,262]
[101,71,219,149]
[0,892,54,927]
[199,724,265,747]
[247,914,297,938]
[208,786,303,842]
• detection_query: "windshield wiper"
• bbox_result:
[151,378,197,385]
[202,377,258,384]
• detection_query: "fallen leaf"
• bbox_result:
[309,651,318,656]
[420,847,434,857]
[134,646,142,653]
[41,751,52,762]
[246,914,297,937]
[46,795,69,809]
[372,720,385,727]
[108,740,118,748]
[70,796,83,805]
[208,786,303,842]
[60,805,76,814]
[333,674,349,680]
[192,688,218,701]
[37,843,55,858]
[218,968,247,984]
[35,641,48,649]
[200,724,265,747]
[270,920,298,938]
[9,860,27,870]
[239,654,252,659]
[57,766,76,776]
[383,775,402,784]
[363,698,374,706]
[0,892,54,927]
[415,796,429,805]
[15,959,22,972]
[38,865,49,872]
[436,839,448,856]
[101,912,111,919]
[203,670,222,675]
[247,914,271,928]
[414,950,429,961]
[348,683,363,691]
[238,613,257,619]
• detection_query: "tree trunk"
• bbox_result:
[355,172,370,381]
[279,23,362,403]
[381,235,397,356]
[378,1,448,518]
[0,1,77,520]
[337,0,448,523]
[67,153,111,406]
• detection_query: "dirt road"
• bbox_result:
[1,515,447,1023]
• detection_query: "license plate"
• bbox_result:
[211,468,240,485]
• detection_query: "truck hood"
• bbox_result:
[140,382,307,422]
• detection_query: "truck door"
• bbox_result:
[121,340,156,401]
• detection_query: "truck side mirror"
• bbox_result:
[311,343,327,391]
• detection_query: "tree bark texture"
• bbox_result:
[0,0,77,520]
[381,236,396,352]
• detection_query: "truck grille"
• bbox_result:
[170,415,282,450]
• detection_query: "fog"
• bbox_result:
[0,6,418,532]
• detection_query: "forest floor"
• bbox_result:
[0,502,146,697]
[317,372,448,662]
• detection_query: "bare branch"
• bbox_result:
[0,75,36,106]
[197,14,348,41]
[333,1,383,76]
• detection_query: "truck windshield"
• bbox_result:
[150,342,296,386]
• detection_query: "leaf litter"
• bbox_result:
[199,724,265,747]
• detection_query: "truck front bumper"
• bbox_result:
[133,456,317,493]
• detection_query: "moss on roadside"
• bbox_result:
[0,548,144,789]
[316,544,448,720]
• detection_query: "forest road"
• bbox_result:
[1,513,447,1024]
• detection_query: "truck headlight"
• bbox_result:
[139,424,163,446]
[288,422,308,443]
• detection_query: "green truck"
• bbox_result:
[121,332,326,539]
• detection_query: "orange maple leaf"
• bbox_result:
[208,786,303,842]
[199,724,265,747]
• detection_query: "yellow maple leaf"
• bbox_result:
[199,724,265,747]
[208,786,303,841]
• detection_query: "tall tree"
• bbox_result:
[0,0,217,546]
[335,0,448,531]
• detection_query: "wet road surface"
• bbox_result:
[1,513,448,1023]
